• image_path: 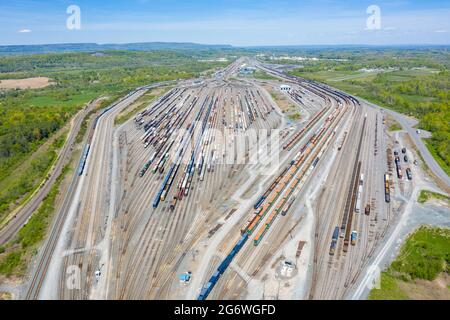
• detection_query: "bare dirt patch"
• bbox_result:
[397,273,450,300]
[0,291,12,300]
[260,83,294,112]
[0,77,53,90]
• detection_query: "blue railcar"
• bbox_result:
[197,234,249,300]
[254,196,266,209]
[210,271,220,284]
[385,193,390,203]
[198,282,212,301]
[152,165,176,208]
[332,226,339,241]
[232,233,248,253]
[217,255,232,274]
[77,163,85,176]
[312,157,319,167]
[152,190,163,208]
[77,144,90,176]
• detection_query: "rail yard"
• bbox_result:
[17,56,446,301]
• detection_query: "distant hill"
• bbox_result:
[0,42,234,55]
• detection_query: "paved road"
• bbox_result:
[363,99,450,188]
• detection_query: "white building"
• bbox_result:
[280,84,291,92]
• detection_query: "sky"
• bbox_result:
[0,0,449,46]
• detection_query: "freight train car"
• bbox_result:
[77,144,90,176]
[329,226,339,255]
[384,173,391,203]
[198,233,248,300]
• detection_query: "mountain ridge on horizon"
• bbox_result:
[0,41,449,56]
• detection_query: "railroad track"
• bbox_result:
[108,78,282,299]
[0,99,98,246]
[25,82,173,300]
[25,162,81,300]
[198,81,352,299]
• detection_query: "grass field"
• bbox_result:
[369,226,450,300]
[418,190,450,204]
[369,273,409,300]
[0,161,72,276]
[251,70,280,81]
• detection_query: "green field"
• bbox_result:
[369,226,450,300]
[250,70,280,81]
[418,190,450,204]
[388,122,402,132]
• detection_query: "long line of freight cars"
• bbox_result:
[250,106,343,247]
[78,90,142,176]
[138,84,277,212]
[198,77,353,300]
[253,105,339,214]
[259,64,360,108]
[76,81,175,177]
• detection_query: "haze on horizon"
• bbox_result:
[1,0,449,46]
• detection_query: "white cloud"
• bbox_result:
[18,29,31,33]
[434,29,448,33]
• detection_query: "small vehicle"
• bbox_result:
[416,130,421,134]
[394,151,399,156]
[402,148,407,154]
[365,204,371,215]
[406,168,413,180]
[404,155,408,162]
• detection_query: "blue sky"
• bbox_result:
[1,0,449,46]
